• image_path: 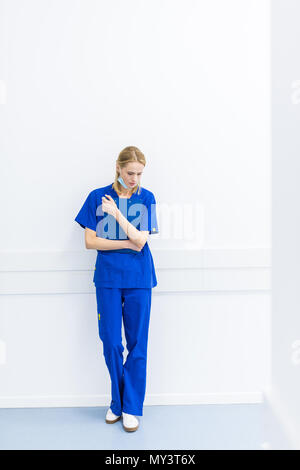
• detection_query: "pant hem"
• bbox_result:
[110,407,122,416]
[122,408,143,417]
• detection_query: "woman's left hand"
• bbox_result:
[101,194,119,218]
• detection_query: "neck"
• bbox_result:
[118,188,132,197]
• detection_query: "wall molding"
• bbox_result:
[0,248,271,295]
[0,391,264,409]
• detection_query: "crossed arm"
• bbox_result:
[85,228,149,251]
[85,198,149,251]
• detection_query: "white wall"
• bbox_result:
[263,0,300,450]
[0,0,270,408]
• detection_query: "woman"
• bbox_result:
[74,146,159,432]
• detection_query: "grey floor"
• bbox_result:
[0,403,270,450]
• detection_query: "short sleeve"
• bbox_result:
[74,191,97,232]
[140,193,159,234]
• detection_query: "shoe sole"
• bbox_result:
[105,416,121,424]
[123,424,139,432]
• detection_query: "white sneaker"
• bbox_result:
[122,412,139,432]
[105,408,121,424]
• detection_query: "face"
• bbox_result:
[117,162,144,188]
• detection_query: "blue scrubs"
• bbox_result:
[74,182,159,416]
[95,286,152,416]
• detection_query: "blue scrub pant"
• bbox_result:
[95,287,152,417]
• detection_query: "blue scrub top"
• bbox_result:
[74,182,159,288]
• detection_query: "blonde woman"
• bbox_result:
[74,146,159,432]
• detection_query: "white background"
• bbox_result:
[0,0,270,409]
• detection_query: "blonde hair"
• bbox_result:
[112,146,146,196]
